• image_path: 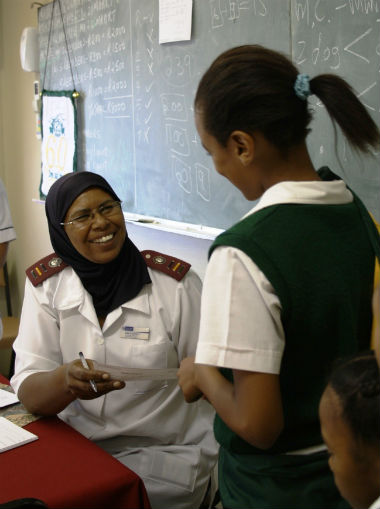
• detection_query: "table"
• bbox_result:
[0,376,151,509]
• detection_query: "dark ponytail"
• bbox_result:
[310,74,380,153]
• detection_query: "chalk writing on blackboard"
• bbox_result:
[39,0,380,231]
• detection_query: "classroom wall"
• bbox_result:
[0,0,50,317]
[0,0,212,328]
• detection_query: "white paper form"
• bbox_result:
[0,389,19,408]
[159,0,193,44]
[93,362,178,381]
[0,417,38,453]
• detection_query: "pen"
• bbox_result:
[78,351,98,393]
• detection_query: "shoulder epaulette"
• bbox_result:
[141,250,191,281]
[26,253,68,286]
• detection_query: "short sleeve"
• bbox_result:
[195,246,285,374]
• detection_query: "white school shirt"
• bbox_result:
[195,180,353,373]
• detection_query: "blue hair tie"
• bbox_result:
[294,73,311,100]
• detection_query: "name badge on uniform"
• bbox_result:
[121,326,150,340]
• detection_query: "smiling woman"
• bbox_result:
[63,191,125,264]
[44,171,150,317]
[10,171,218,509]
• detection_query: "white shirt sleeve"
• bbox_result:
[170,269,203,360]
[369,496,380,509]
[195,246,285,374]
[10,277,62,395]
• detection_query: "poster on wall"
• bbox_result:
[39,90,77,199]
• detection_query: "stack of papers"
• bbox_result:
[0,416,38,453]
[0,388,19,407]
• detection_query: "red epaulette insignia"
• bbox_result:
[26,253,68,287]
[141,250,191,281]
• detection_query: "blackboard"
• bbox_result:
[38,0,380,230]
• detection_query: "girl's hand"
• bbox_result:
[177,356,203,402]
[64,358,125,400]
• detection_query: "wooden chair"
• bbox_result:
[0,263,20,377]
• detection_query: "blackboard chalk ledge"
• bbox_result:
[124,212,223,240]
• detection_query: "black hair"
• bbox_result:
[195,45,380,154]
[327,351,380,447]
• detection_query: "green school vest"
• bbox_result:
[210,198,375,455]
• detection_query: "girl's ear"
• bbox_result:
[229,130,255,166]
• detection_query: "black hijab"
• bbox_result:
[45,171,151,316]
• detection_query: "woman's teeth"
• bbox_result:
[92,233,114,243]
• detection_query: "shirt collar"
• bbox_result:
[243,180,353,219]
[120,285,150,314]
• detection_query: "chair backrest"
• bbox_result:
[0,262,13,316]
[0,263,19,378]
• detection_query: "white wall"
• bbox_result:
[0,0,50,314]
[0,0,213,322]
[126,222,212,281]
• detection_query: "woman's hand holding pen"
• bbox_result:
[64,357,125,400]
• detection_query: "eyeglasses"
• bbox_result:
[60,200,122,228]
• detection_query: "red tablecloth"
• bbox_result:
[0,376,151,509]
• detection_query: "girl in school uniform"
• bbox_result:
[177,44,380,509]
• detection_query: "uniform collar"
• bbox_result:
[52,267,84,310]
[120,284,150,314]
[243,180,353,219]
